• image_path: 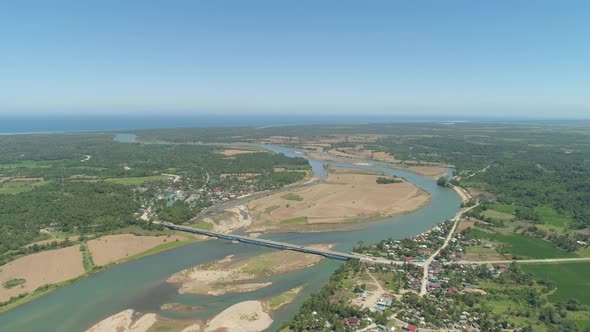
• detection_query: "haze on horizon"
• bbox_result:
[1,1,590,119]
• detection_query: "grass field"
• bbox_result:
[281,193,304,201]
[491,204,519,214]
[0,181,47,194]
[535,206,571,227]
[522,261,590,305]
[191,222,214,230]
[0,161,53,169]
[268,284,307,310]
[281,217,308,224]
[472,229,577,259]
[103,175,169,185]
[482,209,514,221]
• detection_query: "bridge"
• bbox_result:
[162,222,401,263]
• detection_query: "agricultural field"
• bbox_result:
[522,262,590,306]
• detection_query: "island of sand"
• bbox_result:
[245,166,431,233]
[167,244,331,296]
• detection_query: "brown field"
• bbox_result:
[87,234,185,266]
[247,167,430,231]
[0,245,85,302]
[218,149,260,156]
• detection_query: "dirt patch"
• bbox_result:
[467,187,497,201]
[457,220,476,233]
[205,300,272,332]
[219,149,260,156]
[247,167,430,232]
[87,234,185,266]
[462,288,488,295]
[203,205,251,233]
[406,166,448,179]
[0,245,85,302]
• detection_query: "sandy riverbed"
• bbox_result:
[87,234,186,266]
[246,167,430,232]
[168,245,332,296]
[204,300,272,332]
[0,245,85,302]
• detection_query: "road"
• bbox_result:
[419,203,479,296]
[456,257,590,265]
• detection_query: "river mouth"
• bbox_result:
[0,136,460,331]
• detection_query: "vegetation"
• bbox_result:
[0,133,309,264]
[375,176,402,184]
[3,279,25,289]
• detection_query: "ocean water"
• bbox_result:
[0,114,491,134]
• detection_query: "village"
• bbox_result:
[133,172,274,223]
[323,217,524,332]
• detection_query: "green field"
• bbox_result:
[0,161,53,169]
[264,205,280,213]
[491,204,519,214]
[535,206,571,227]
[281,217,308,224]
[473,229,577,259]
[281,193,304,201]
[0,181,47,194]
[522,262,590,305]
[191,221,214,230]
[482,209,514,221]
[104,175,170,185]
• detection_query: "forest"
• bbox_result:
[0,133,309,264]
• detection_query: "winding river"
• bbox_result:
[0,137,460,331]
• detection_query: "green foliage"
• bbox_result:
[281,193,304,201]
[376,176,402,184]
[436,177,449,187]
[3,279,25,289]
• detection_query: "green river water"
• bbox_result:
[0,138,460,331]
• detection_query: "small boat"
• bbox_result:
[231,240,240,244]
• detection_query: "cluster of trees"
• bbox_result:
[376,176,402,184]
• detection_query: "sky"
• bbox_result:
[1,1,590,118]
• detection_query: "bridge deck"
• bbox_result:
[164,222,365,261]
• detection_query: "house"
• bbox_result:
[497,263,507,270]
[342,317,360,326]
[483,243,493,249]
[405,256,413,263]
[402,323,418,332]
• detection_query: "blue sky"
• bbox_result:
[1,1,589,118]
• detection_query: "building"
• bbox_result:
[402,323,418,332]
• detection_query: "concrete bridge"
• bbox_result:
[163,222,399,263]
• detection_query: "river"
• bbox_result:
[0,135,460,331]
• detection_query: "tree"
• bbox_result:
[437,177,448,187]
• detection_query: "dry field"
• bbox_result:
[247,167,430,231]
[0,245,85,302]
[218,149,260,156]
[87,234,185,266]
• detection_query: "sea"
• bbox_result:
[0,114,503,134]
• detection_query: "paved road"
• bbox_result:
[419,203,479,296]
